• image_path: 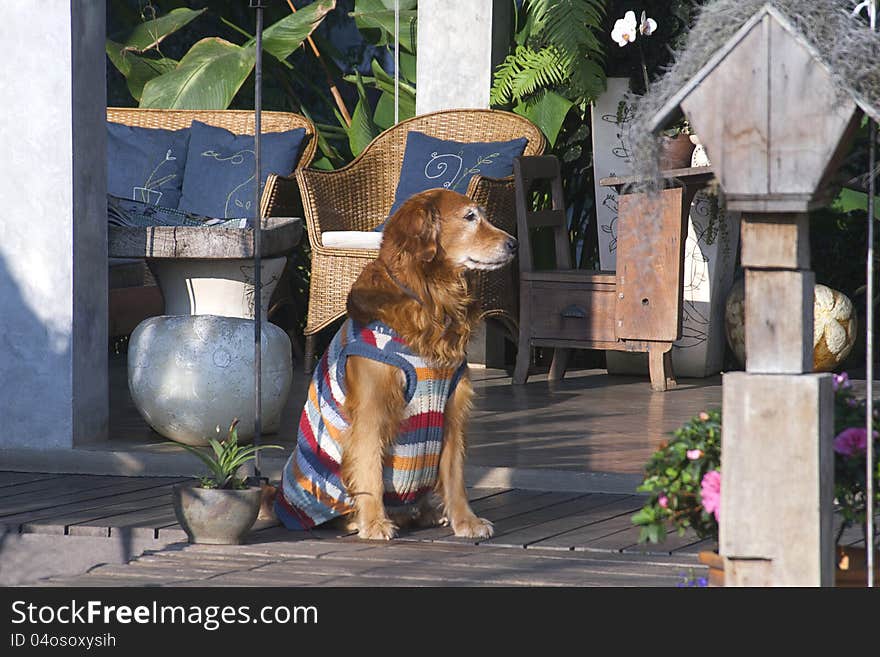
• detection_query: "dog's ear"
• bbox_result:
[385,193,440,263]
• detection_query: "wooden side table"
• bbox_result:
[599,167,715,390]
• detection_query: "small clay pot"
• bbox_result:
[172,482,262,545]
[659,134,696,170]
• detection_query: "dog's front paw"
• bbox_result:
[358,516,398,540]
[451,514,494,539]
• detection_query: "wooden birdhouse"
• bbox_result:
[641,2,880,587]
[649,4,875,213]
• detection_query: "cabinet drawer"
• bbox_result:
[528,281,617,343]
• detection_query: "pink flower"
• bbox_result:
[658,495,669,509]
[700,470,721,522]
[698,412,710,422]
[687,449,703,460]
[834,427,868,457]
[832,372,851,392]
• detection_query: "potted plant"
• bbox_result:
[631,410,722,585]
[659,116,695,170]
[172,419,282,545]
[829,373,880,586]
[633,374,880,586]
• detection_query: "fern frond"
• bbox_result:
[491,45,568,105]
[527,0,604,67]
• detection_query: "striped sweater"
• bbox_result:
[275,318,466,530]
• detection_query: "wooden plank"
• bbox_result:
[67,505,180,539]
[528,507,643,551]
[18,485,180,534]
[0,474,127,501]
[680,14,769,198]
[486,494,641,548]
[615,188,684,342]
[599,166,715,189]
[108,217,302,259]
[4,479,182,532]
[768,16,858,197]
[399,490,569,543]
[0,472,63,488]
[744,269,813,373]
[0,476,169,517]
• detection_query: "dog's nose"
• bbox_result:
[506,237,518,253]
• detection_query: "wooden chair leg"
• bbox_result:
[549,348,571,381]
[648,343,676,392]
[512,327,531,385]
[304,334,317,375]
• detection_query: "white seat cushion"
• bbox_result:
[321,231,383,250]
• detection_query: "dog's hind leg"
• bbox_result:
[436,373,494,538]
[341,356,406,540]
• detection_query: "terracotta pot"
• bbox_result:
[659,134,695,170]
[172,483,262,545]
[698,550,725,587]
[700,547,880,586]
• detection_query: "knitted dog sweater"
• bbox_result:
[275,318,466,530]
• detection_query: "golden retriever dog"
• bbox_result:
[272,188,517,540]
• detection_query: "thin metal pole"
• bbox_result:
[252,1,264,481]
[868,119,876,588]
[394,0,400,125]
[865,0,878,590]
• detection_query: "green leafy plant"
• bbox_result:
[831,373,880,545]
[491,0,606,146]
[177,419,282,490]
[632,410,722,543]
[107,1,336,110]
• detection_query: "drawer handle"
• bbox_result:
[560,304,586,319]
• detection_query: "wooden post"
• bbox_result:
[721,215,834,585]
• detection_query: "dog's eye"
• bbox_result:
[464,210,478,222]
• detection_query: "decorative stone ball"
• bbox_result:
[724,280,858,371]
[813,284,857,372]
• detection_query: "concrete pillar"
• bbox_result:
[417,0,513,365]
[720,215,834,585]
[0,1,108,449]
[415,0,511,114]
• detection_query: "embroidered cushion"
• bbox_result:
[177,120,307,219]
[107,122,190,207]
[378,131,528,229]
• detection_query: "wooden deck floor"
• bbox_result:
[0,471,711,587]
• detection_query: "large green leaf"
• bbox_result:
[140,38,255,110]
[127,54,178,102]
[348,74,379,157]
[514,90,574,147]
[260,0,336,62]
[832,187,880,220]
[351,0,417,52]
[111,7,205,53]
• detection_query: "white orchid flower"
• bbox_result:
[640,10,658,36]
[852,0,877,30]
[611,10,638,47]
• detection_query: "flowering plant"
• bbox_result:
[632,410,722,544]
[831,373,880,543]
[610,9,658,91]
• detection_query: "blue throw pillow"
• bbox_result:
[107,122,190,207]
[382,131,529,228]
[177,120,307,219]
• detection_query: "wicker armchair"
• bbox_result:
[106,108,317,349]
[297,108,546,372]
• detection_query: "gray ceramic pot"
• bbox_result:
[172,483,262,545]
